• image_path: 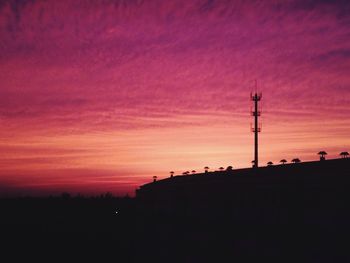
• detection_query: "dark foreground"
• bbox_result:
[1,195,349,262]
[1,160,350,262]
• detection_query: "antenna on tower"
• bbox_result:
[255,79,257,93]
[250,81,262,168]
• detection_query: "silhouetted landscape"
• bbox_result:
[1,1,350,262]
[2,158,350,262]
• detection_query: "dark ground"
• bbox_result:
[1,193,349,262]
[1,159,350,262]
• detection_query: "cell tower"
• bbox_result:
[250,81,262,168]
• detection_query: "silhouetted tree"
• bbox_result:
[61,192,71,199]
[251,160,255,168]
[153,176,157,182]
[204,166,209,173]
[318,151,327,161]
[219,167,225,172]
[267,161,273,166]
[226,166,233,171]
[170,171,174,178]
[76,193,84,199]
[191,170,196,174]
[104,192,113,199]
[292,158,301,163]
[182,171,190,175]
[280,159,287,165]
[340,151,349,158]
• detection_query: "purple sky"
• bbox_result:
[0,0,349,196]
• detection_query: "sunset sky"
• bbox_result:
[0,0,349,196]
